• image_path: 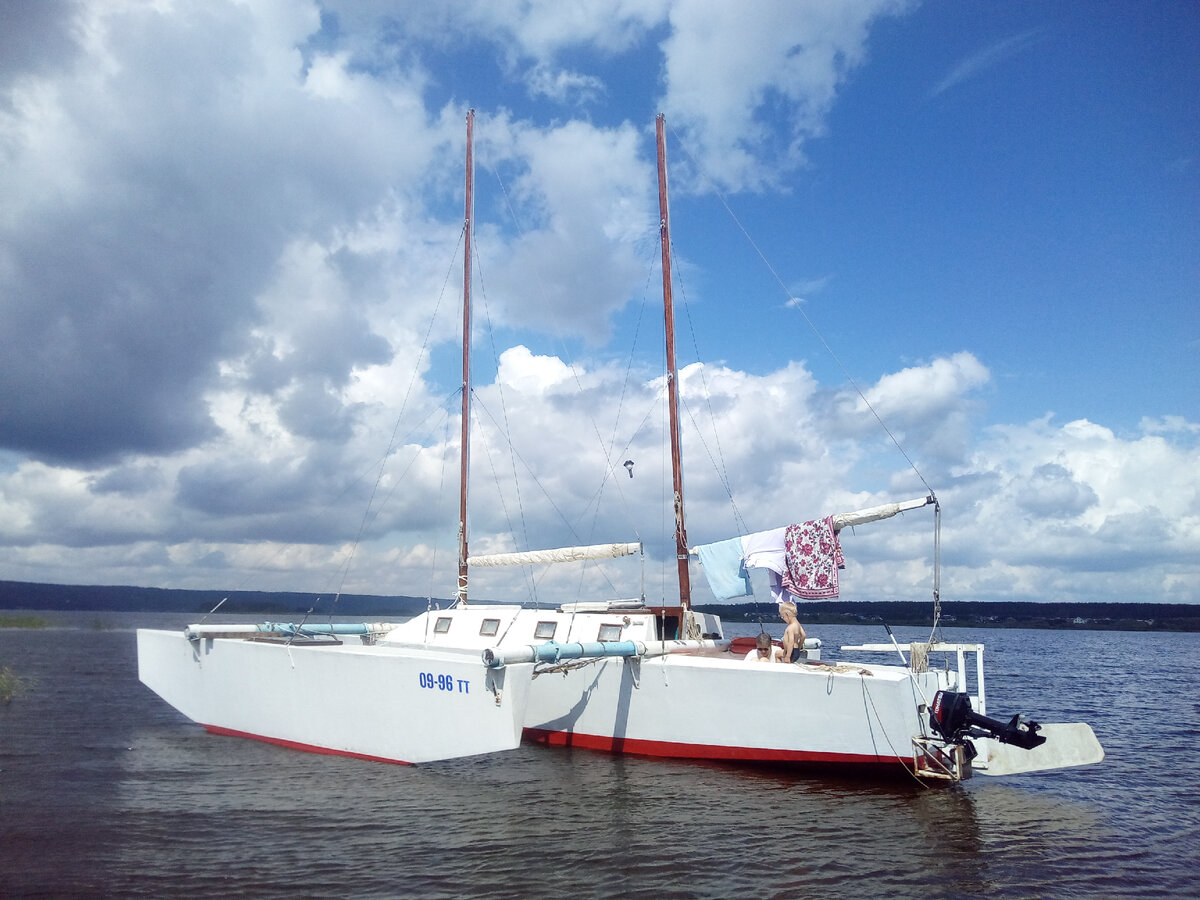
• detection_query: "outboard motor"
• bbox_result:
[929,690,1046,751]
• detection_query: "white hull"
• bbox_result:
[383,605,952,773]
[137,628,533,764]
[523,652,941,769]
[383,604,1102,777]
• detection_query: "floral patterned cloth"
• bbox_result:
[780,516,844,599]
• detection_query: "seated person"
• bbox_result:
[744,631,782,663]
[778,601,808,663]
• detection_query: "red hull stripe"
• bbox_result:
[524,728,906,767]
[203,724,413,766]
[199,723,906,770]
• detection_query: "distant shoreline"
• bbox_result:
[1,579,1196,632]
[708,600,1200,633]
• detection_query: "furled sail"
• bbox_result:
[467,542,642,567]
[831,495,933,529]
[689,495,934,602]
[689,495,933,559]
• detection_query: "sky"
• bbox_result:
[1,0,1197,610]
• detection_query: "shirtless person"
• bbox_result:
[778,601,807,663]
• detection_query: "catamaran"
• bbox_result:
[138,113,1104,781]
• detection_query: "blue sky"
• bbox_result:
[0,0,1196,607]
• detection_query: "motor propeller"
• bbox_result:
[929,690,1046,751]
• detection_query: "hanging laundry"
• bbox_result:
[741,526,787,577]
[695,536,752,600]
[740,526,792,604]
[781,516,845,599]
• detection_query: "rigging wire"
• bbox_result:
[335,223,467,608]
[471,241,541,607]
[467,395,542,605]
[663,120,941,612]
[332,398,456,590]
[669,245,748,535]
[574,258,659,600]
[470,393,627,598]
[429,406,454,620]
[665,120,934,499]
[482,157,650,593]
[927,497,943,644]
[860,674,932,788]
[609,263,655,479]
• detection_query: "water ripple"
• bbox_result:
[1,616,1196,898]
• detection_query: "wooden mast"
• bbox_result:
[656,114,691,608]
[457,109,474,606]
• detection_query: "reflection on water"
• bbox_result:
[1,613,1197,897]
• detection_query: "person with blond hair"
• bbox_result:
[778,601,807,663]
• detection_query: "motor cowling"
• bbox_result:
[929,690,1046,751]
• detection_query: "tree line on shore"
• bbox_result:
[706,599,1200,632]
[1,579,1196,631]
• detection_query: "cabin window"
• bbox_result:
[535,621,557,640]
[479,618,501,637]
[597,623,623,642]
[434,617,452,634]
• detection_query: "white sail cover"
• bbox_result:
[688,496,933,557]
[831,496,932,529]
[467,542,642,568]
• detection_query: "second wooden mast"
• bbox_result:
[457,109,474,606]
[656,114,691,609]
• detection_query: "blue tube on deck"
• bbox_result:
[259,622,373,635]
[482,640,641,668]
[536,640,639,662]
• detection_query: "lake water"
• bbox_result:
[1,611,1197,898]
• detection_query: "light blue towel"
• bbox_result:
[697,537,752,599]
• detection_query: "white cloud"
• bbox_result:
[1140,415,1200,437]
[1,343,1196,605]
[524,64,606,104]
[660,0,909,191]
[830,352,992,466]
[482,118,654,336]
[317,0,906,193]
[0,2,1194,611]
[936,416,1200,602]
[859,352,991,421]
[456,0,670,62]
[0,0,440,463]
[496,345,574,394]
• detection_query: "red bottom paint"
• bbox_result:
[203,724,413,766]
[524,727,906,769]
[199,723,909,772]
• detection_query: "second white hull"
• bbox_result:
[137,628,533,764]
[523,651,942,770]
